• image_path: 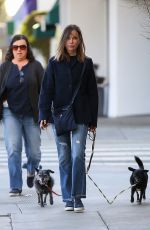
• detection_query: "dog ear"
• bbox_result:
[128,167,135,171]
[48,170,54,174]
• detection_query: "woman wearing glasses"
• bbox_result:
[0,34,44,196]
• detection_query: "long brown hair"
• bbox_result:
[55,25,86,62]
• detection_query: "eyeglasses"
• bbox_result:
[12,45,27,51]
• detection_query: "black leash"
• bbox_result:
[86,130,136,205]
[87,174,136,204]
[86,131,96,173]
[45,128,134,204]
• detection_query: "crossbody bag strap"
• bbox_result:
[70,58,87,105]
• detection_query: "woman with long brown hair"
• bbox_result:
[39,25,98,212]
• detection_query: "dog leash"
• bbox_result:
[45,184,62,197]
[87,174,137,205]
[52,190,62,196]
[86,131,112,203]
[86,131,96,173]
[45,127,135,204]
[86,131,138,204]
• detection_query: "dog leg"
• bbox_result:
[136,191,139,202]
[40,194,44,207]
[44,194,47,205]
[49,192,53,205]
[139,190,144,204]
[38,193,40,205]
[131,187,136,203]
[143,191,146,200]
[139,193,142,204]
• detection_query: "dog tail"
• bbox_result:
[135,155,144,169]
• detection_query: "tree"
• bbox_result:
[126,0,150,39]
[20,10,50,64]
[130,0,150,18]
[0,0,7,22]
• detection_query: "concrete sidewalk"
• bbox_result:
[0,164,150,230]
[0,115,150,229]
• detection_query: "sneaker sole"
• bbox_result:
[65,207,74,211]
[74,207,84,213]
[9,193,22,197]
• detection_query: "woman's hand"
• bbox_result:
[88,126,96,134]
[40,120,48,129]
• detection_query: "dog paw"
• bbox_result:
[50,200,53,205]
[131,198,134,203]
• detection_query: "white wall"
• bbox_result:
[37,0,56,11]
[59,0,150,117]
[108,0,150,117]
[60,0,108,77]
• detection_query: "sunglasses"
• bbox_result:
[12,45,27,51]
[19,70,24,83]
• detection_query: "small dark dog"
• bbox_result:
[128,156,149,204]
[34,166,54,207]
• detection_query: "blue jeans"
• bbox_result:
[3,108,41,190]
[53,124,88,202]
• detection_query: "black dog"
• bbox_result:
[128,156,149,204]
[34,166,54,207]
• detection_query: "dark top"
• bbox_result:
[39,56,98,127]
[0,60,44,123]
[6,63,32,116]
[67,56,83,96]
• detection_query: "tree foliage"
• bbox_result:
[20,10,50,64]
[0,0,7,22]
[126,0,150,39]
[131,0,150,18]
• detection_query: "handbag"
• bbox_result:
[52,104,77,136]
[52,59,87,136]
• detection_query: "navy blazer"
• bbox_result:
[39,56,98,127]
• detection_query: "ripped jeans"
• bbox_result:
[52,124,88,202]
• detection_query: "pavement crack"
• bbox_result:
[97,211,110,230]
[0,213,13,230]
[16,204,23,214]
[8,213,13,230]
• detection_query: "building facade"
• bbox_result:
[58,0,150,117]
[4,0,149,117]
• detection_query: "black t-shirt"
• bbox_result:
[68,56,83,95]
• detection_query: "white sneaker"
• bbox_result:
[9,189,22,197]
